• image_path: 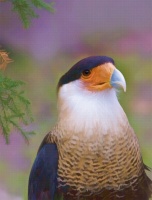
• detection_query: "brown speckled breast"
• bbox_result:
[45,123,151,200]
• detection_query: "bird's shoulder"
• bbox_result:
[38,127,59,153]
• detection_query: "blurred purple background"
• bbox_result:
[0,0,152,199]
[1,0,152,60]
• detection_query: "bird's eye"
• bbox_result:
[82,69,91,77]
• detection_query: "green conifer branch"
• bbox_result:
[10,0,54,28]
[0,72,35,143]
[12,0,38,28]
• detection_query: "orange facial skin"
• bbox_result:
[80,62,116,92]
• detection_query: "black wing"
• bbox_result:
[28,143,58,200]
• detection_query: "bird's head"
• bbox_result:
[57,56,127,136]
[58,56,126,93]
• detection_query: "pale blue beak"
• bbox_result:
[110,69,126,92]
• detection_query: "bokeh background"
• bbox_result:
[0,0,152,199]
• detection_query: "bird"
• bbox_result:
[28,56,152,200]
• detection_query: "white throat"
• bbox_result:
[57,80,127,137]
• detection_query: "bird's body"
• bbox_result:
[28,56,152,200]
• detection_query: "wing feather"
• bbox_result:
[28,143,58,200]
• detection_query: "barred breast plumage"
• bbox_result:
[44,119,151,200]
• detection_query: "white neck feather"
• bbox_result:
[57,80,127,137]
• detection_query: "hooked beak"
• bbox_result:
[110,68,126,92]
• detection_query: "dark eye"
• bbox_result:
[82,69,91,76]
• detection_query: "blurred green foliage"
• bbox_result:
[0,72,34,143]
[0,50,35,143]
[9,0,54,28]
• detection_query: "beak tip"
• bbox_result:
[124,85,126,92]
[110,69,126,92]
[123,87,126,92]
